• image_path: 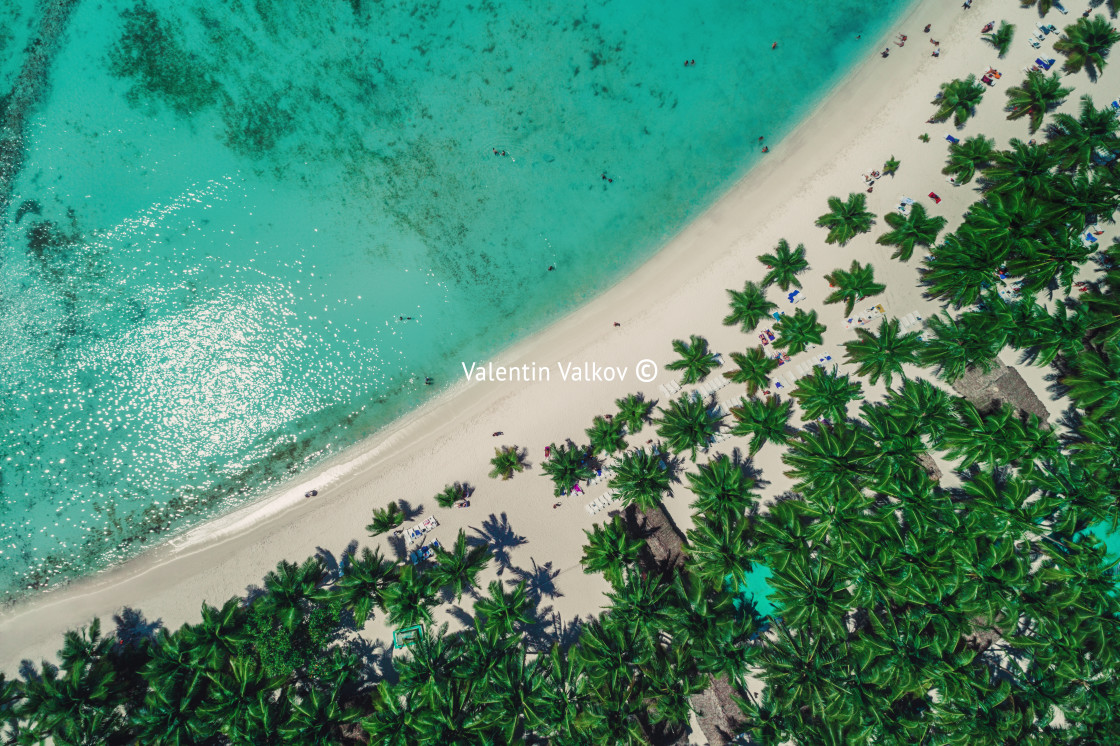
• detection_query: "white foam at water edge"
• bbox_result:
[166,424,408,552]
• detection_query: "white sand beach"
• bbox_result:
[0,0,1094,670]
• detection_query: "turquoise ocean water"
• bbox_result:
[0,0,915,600]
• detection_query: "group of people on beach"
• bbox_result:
[882,23,939,59]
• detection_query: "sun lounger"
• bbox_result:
[1053,2,1067,15]
[1028,37,1041,49]
[945,134,960,144]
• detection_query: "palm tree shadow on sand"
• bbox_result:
[505,557,563,601]
[471,512,526,576]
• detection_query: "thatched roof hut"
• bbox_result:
[950,360,1050,424]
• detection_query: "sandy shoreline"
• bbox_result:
[0,0,1077,670]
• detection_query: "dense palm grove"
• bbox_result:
[5,15,1120,746]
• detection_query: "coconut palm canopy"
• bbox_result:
[1054,14,1120,78]
[723,347,779,396]
[842,316,923,387]
[877,202,947,261]
[723,280,778,332]
[757,239,810,291]
[823,260,886,317]
[1005,70,1072,133]
[665,334,720,384]
[983,21,1015,57]
[815,193,875,246]
[773,307,826,355]
[942,134,996,184]
[932,75,985,126]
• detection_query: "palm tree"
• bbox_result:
[365,502,404,537]
[541,442,594,496]
[942,134,996,184]
[280,685,359,745]
[1055,14,1120,78]
[361,683,421,746]
[608,447,673,511]
[380,565,437,628]
[883,377,957,447]
[982,138,1060,195]
[259,558,323,630]
[655,391,721,459]
[815,193,875,246]
[431,529,491,601]
[876,203,947,261]
[201,656,287,739]
[983,21,1015,57]
[586,416,626,456]
[943,402,1027,469]
[842,317,923,387]
[475,581,535,637]
[615,393,654,434]
[18,621,123,745]
[1005,70,1072,132]
[1061,341,1120,422]
[932,76,985,126]
[1048,95,1120,172]
[783,422,874,498]
[686,453,759,522]
[328,546,395,628]
[723,347,779,396]
[728,396,795,455]
[758,239,810,291]
[488,445,526,480]
[581,515,645,587]
[773,308,826,355]
[921,231,1005,308]
[882,155,900,176]
[434,482,469,509]
[181,597,249,671]
[603,571,674,644]
[665,334,719,384]
[918,311,1003,383]
[686,516,755,590]
[723,280,778,332]
[823,260,886,316]
[1083,273,1120,344]
[789,366,864,422]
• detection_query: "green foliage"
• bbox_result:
[815,193,875,246]
[728,396,795,454]
[655,391,722,460]
[365,502,404,536]
[758,239,809,291]
[1055,14,1120,77]
[586,415,627,456]
[842,317,923,387]
[773,308,826,355]
[541,442,594,496]
[665,334,719,384]
[615,393,654,435]
[983,21,1015,57]
[723,347,779,396]
[434,482,468,508]
[823,260,886,316]
[488,445,526,480]
[789,365,864,422]
[882,155,900,176]
[581,515,645,587]
[932,75,985,126]
[722,280,778,332]
[608,447,673,511]
[877,202,946,261]
[942,134,996,184]
[1006,70,1072,132]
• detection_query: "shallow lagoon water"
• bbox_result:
[0,0,914,598]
